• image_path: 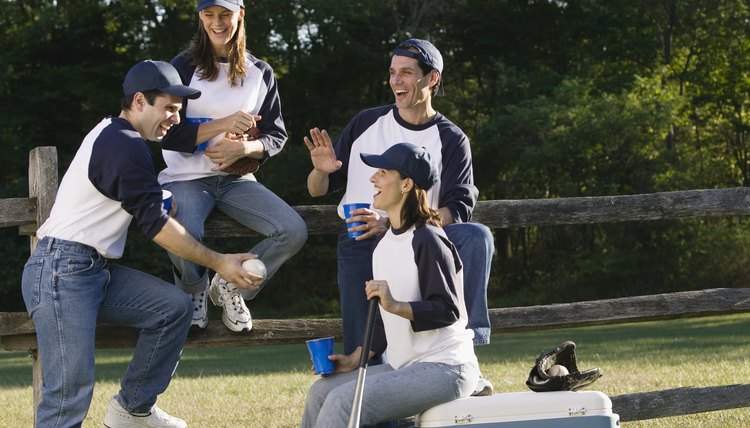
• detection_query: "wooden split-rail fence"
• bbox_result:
[1,146,749,422]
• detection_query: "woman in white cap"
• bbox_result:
[158,0,307,333]
[301,143,479,427]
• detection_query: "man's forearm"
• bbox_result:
[152,218,222,271]
[307,169,330,197]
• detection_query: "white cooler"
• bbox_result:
[415,391,619,427]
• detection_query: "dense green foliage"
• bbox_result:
[2,0,750,315]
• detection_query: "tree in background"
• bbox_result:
[2,0,750,315]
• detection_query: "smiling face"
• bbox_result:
[199,6,244,56]
[389,55,437,114]
[135,93,182,142]
[370,168,413,226]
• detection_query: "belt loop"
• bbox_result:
[45,236,55,252]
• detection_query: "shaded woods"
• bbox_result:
[2,0,750,316]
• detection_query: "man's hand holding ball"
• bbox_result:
[242,258,267,287]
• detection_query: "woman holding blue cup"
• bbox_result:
[301,143,480,427]
[306,337,335,375]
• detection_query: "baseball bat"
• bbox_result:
[347,297,379,428]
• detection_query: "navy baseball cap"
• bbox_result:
[360,143,438,190]
[392,38,445,96]
[122,60,201,99]
[197,0,244,12]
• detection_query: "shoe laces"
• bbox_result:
[229,291,243,307]
[215,278,240,303]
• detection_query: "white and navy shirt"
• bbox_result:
[328,105,478,221]
[37,117,169,259]
[158,51,287,184]
[370,223,476,370]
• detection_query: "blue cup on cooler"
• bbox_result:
[343,203,370,239]
[306,336,335,375]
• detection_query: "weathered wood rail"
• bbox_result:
[2,146,750,422]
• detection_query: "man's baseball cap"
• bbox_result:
[122,60,201,99]
[197,0,244,12]
[392,38,445,96]
[360,143,438,190]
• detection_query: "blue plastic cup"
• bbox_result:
[162,190,173,213]
[306,336,335,375]
[186,117,212,152]
[343,203,370,239]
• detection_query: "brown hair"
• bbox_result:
[187,12,247,87]
[395,173,442,230]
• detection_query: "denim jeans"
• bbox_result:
[337,222,494,354]
[444,222,494,345]
[21,237,192,428]
[301,359,479,427]
[163,175,307,299]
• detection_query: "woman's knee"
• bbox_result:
[307,377,337,408]
[279,213,308,251]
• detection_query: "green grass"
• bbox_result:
[2,313,749,427]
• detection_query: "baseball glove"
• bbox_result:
[526,340,602,392]
[222,156,260,176]
[221,128,261,176]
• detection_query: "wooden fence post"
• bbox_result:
[27,146,58,418]
[28,146,58,252]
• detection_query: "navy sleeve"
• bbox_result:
[369,309,387,357]
[438,122,478,222]
[408,225,463,332]
[161,52,202,153]
[253,58,287,160]
[89,120,169,239]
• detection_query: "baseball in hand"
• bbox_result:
[242,258,267,285]
[548,364,569,377]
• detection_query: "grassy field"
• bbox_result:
[1,313,749,427]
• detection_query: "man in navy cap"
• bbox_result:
[21,59,258,428]
[304,39,495,397]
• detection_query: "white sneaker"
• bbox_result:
[208,274,253,332]
[189,288,208,329]
[472,374,494,397]
[103,396,187,428]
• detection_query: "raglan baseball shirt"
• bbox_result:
[158,51,287,184]
[36,117,169,258]
[369,222,476,370]
[327,105,478,221]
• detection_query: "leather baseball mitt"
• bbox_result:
[526,340,602,392]
[221,128,261,176]
[222,156,260,176]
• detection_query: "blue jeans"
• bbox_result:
[301,359,479,427]
[21,237,192,428]
[444,222,494,345]
[164,175,307,299]
[337,222,493,354]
